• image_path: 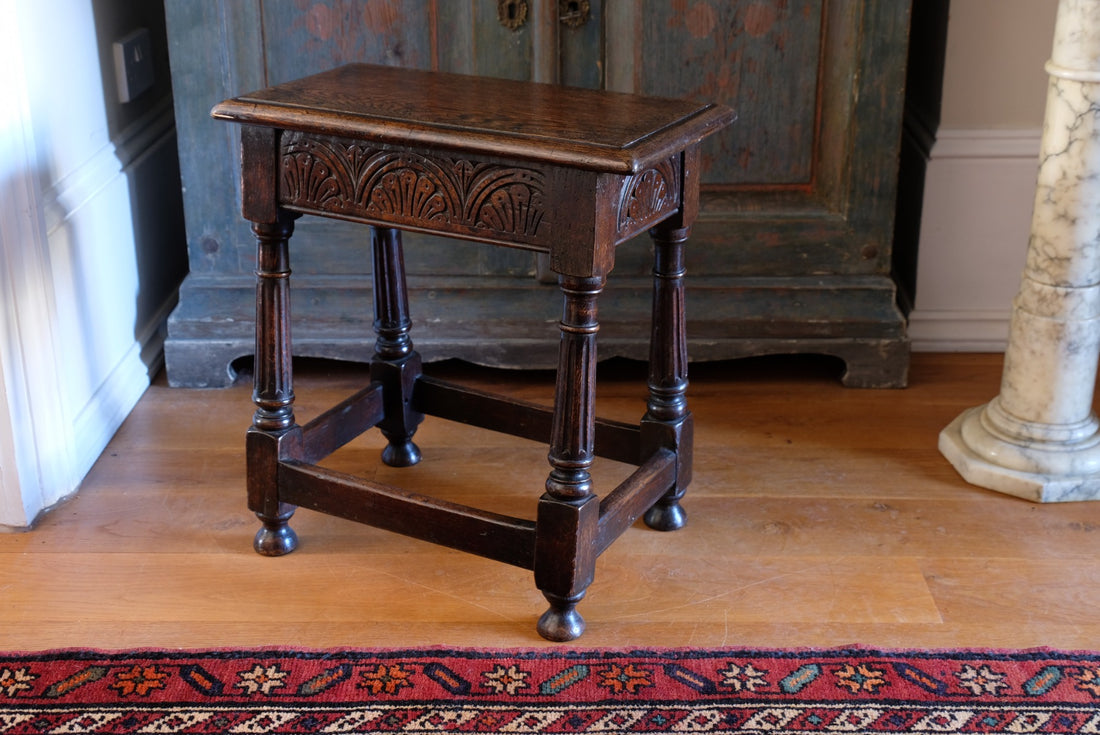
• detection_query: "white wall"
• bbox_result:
[0,1,186,527]
[909,0,1057,350]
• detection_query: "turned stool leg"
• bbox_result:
[248,212,300,556]
[643,222,693,531]
[370,226,424,467]
[535,274,604,641]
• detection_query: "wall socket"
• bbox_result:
[113,28,154,104]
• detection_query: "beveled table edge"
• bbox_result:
[211,65,735,175]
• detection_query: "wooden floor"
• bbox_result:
[3,352,1100,652]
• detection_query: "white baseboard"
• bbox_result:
[912,128,1039,352]
[68,290,178,489]
[926,128,1042,159]
[908,308,1011,353]
[69,344,151,488]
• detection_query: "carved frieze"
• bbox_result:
[616,157,681,235]
[279,132,547,241]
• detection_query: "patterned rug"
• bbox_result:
[0,648,1098,733]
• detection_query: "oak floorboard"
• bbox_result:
[2,353,1099,652]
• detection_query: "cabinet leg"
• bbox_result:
[370,226,423,467]
[643,222,693,532]
[535,274,604,641]
[248,213,300,556]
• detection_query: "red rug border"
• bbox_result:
[3,645,1097,658]
[3,645,1099,733]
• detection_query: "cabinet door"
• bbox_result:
[594,1,908,268]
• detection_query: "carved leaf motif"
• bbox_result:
[367,171,444,221]
[466,168,546,236]
[617,158,680,232]
[282,143,354,209]
[630,171,668,219]
[359,152,458,222]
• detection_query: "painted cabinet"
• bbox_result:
[164,1,912,388]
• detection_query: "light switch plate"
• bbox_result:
[113,28,154,104]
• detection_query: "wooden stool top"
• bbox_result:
[212,64,734,175]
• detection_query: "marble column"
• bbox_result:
[939,0,1100,502]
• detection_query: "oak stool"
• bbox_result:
[213,64,733,640]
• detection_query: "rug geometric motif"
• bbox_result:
[0,648,1097,733]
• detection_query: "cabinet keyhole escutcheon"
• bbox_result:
[559,0,590,28]
[498,0,529,30]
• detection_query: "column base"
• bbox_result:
[940,404,1100,503]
